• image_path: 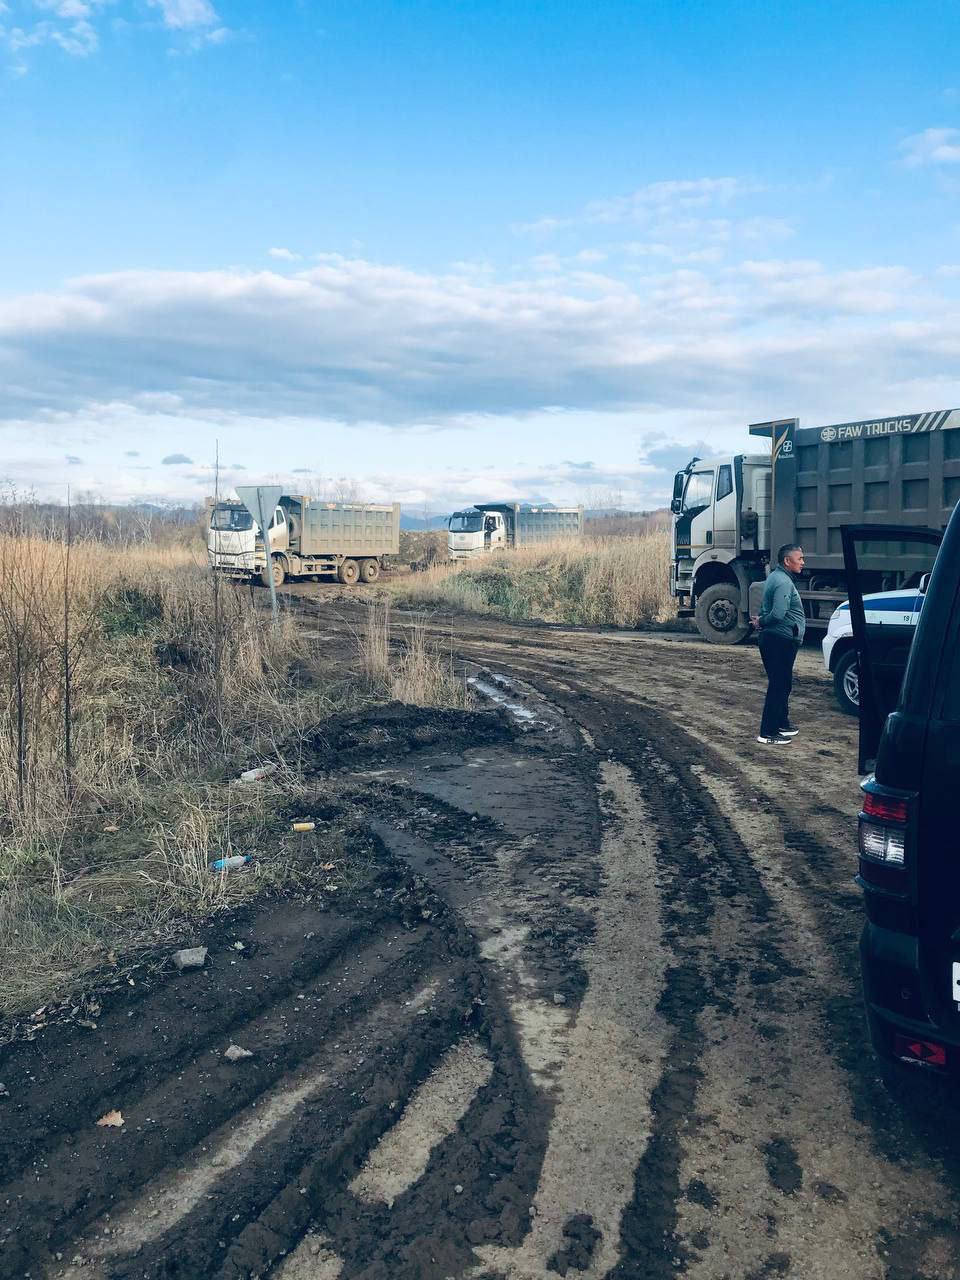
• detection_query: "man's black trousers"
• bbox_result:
[758,630,799,737]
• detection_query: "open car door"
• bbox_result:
[840,525,943,774]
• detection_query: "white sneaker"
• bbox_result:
[778,727,799,737]
[757,734,792,745]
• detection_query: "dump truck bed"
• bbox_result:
[754,411,960,574]
[297,501,401,557]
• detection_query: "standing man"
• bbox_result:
[751,544,805,745]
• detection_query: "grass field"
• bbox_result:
[0,533,464,1023]
[0,536,343,1019]
[392,532,676,628]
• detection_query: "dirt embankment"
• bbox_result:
[5,608,960,1279]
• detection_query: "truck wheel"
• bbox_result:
[261,558,285,589]
[360,558,380,584]
[338,559,360,586]
[833,649,860,716]
[694,583,750,645]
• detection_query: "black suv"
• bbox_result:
[844,504,960,1070]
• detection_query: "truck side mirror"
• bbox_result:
[919,572,931,595]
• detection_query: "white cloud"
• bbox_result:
[584,177,757,225]
[0,0,106,58]
[737,259,918,314]
[267,247,301,262]
[515,177,761,236]
[51,16,96,53]
[900,127,960,168]
[1,253,957,441]
[1,0,224,63]
[147,0,218,30]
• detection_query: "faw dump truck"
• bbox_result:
[447,503,584,561]
[208,494,401,587]
[671,409,960,643]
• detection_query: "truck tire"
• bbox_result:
[338,559,360,586]
[261,557,285,589]
[833,648,860,716]
[694,583,750,645]
[360,558,380,584]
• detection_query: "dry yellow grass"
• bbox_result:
[392,532,676,628]
[0,532,340,1019]
[361,602,469,709]
[0,529,485,1021]
[0,535,326,834]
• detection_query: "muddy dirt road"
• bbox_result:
[5,604,960,1280]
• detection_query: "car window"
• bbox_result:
[716,465,733,502]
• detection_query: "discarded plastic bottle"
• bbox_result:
[291,821,316,833]
[239,764,277,783]
[211,855,251,873]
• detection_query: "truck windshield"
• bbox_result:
[210,505,254,532]
[449,513,484,533]
[682,471,714,513]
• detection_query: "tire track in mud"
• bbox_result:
[13,921,445,1278]
[56,974,458,1280]
[15,591,960,1278]
[0,915,365,1187]
[450,637,960,1277]
[3,704,568,1280]
[291,603,960,1273]
[472,758,671,1280]
[330,681,689,1277]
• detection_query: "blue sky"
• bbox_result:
[1,0,959,511]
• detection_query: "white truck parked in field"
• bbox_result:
[447,503,584,561]
[208,493,401,587]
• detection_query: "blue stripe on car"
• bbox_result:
[835,594,921,615]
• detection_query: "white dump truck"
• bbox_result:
[208,494,401,587]
[447,503,584,561]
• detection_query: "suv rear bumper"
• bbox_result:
[861,921,960,1070]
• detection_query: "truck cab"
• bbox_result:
[208,500,287,576]
[448,507,507,559]
[670,453,770,643]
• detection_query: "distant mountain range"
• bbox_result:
[399,513,451,530]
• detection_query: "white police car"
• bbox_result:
[823,588,925,715]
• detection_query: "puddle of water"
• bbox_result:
[468,677,537,721]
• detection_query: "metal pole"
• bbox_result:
[255,487,279,624]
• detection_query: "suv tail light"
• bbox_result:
[859,779,914,871]
[862,792,910,824]
[859,820,906,865]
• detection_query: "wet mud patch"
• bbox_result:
[301,702,515,774]
[0,693,580,1280]
[546,1213,602,1274]
[763,1137,803,1195]
[0,822,544,1280]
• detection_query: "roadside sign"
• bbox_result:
[236,485,284,623]
[236,485,283,529]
